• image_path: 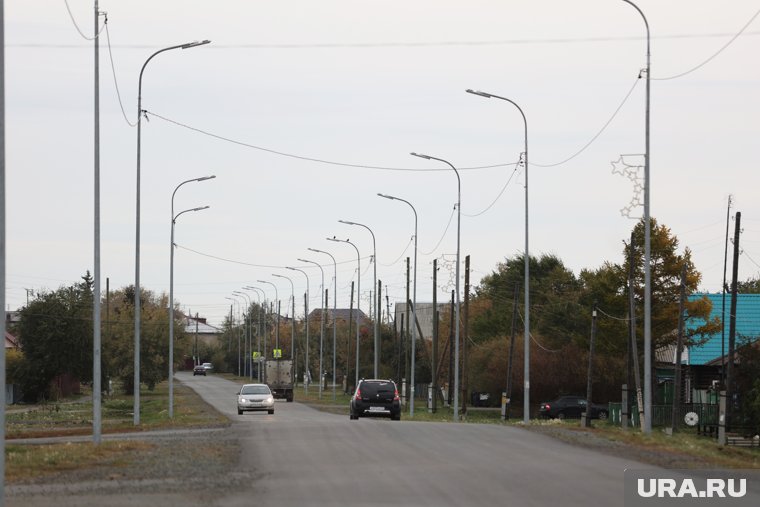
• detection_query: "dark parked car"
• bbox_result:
[538,395,609,420]
[350,379,401,421]
[193,365,206,376]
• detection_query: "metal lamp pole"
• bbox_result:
[308,248,338,400]
[466,88,530,423]
[233,290,252,377]
[286,267,310,393]
[621,0,652,435]
[134,38,209,425]
[169,203,209,417]
[299,258,325,398]
[169,175,214,418]
[378,193,418,416]
[339,220,378,377]
[327,237,361,386]
[273,274,296,372]
[258,280,280,354]
[224,296,242,375]
[242,287,262,380]
[244,286,265,381]
[410,152,461,422]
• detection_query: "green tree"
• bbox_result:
[738,276,760,294]
[16,272,94,400]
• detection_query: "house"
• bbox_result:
[307,308,370,327]
[663,293,760,403]
[4,331,19,350]
[183,314,223,346]
[394,302,450,341]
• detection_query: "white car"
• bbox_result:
[202,362,213,371]
[237,383,275,415]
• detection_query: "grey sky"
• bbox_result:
[5,0,760,326]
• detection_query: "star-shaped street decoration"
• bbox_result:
[612,154,645,219]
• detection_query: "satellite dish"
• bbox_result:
[684,411,699,427]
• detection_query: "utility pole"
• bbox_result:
[629,233,644,429]
[671,265,687,432]
[376,279,381,377]
[727,210,741,429]
[304,292,308,389]
[405,258,410,394]
[347,281,354,393]
[398,313,405,385]
[583,302,598,428]
[92,0,102,446]
[462,255,470,415]
[503,284,519,421]
[721,195,733,389]
[431,259,438,413]
[448,290,454,407]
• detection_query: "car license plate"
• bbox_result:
[251,402,262,406]
[369,406,387,412]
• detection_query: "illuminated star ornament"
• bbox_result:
[612,154,645,219]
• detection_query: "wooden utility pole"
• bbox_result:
[583,302,598,428]
[727,210,741,429]
[405,257,410,388]
[398,313,404,383]
[347,281,354,393]
[503,283,519,420]
[462,255,470,415]
[431,259,438,413]
[671,264,687,432]
[629,233,644,429]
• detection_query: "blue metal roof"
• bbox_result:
[687,293,760,365]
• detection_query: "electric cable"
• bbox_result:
[63,0,105,41]
[420,206,456,256]
[462,160,521,217]
[104,21,137,127]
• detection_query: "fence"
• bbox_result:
[609,402,718,429]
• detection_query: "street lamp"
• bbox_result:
[228,294,245,376]
[298,258,325,398]
[308,248,338,400]
[233,290,252,377]
[272,273,296,377]
[620,0,653,435]
[225,296,242,375]
[134,38,210,426]
[168,175,214,419]
[168,202,209,418]
[243,286,265,381]
[410,152,461,422]
[241,287,261,380]
[378,192,419,416]
[327,237,361,386]
[257,280,280,356]
[286,267,310,393]
[338,220,379,377]
[465,88,531,424]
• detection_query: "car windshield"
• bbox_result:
[241,385,270,395]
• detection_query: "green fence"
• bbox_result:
[609,402,718,428]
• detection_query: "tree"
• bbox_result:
[738,276,760,294]
[16,272,94,400]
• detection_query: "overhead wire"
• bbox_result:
[462,159,521,217]
[419,206,456,256]
[653,6,760,81]
[104,21,137,127]
[63,0,105,41]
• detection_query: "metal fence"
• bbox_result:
[609,402,718,429]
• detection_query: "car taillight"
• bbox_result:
[355,389,362,400]
[393,389,400,401]
[544,404,550,410]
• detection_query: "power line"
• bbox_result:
[532,77,640,168]
[144,110,513,173]
[104,21,137,127]
[654,6,760,81]
[462,159,521,217]
[63,0,105,41]
[420,206,456,256]
[175,243,368,270]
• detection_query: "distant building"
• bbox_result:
[307,308,370,326]
[183,314,223,346]
[394,302,449,341]
[4,331,19,350]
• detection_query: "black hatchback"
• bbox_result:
[538,395,609,420]
[350,379,401,421]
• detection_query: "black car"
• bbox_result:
[350,379,401,421]
[538,395,609,420]
[193,365,207,376]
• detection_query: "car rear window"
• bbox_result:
[360,381,394,396]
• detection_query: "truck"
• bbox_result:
[264,359,294,402]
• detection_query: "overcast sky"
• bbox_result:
[5,0,760,327]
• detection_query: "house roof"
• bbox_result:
[183,315,222,335]
[686,293,760,365]
[308,308,369,322]
[5,331,19,349]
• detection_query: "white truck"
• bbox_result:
[264,359,294,402]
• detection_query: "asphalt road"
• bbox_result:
[7,373,651,507]
[182,372,645,507]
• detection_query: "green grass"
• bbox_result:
[5,381,228,439]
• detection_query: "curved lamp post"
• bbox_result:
[466,88,531,424]
[327,237,361,386]
[338,220,378,377]
[168,175,213,418]
[244,286,265,380]
[620,0,652,435]
[168,203,209,417]
[308,248,338,400]
[298,258,325,398]
[134,39,209,426]
[233,290,252,377]
[410,152,461,422]
[257,280,280,356]
[272,273,296,376]
[286,267,310,393]
[378,193,418,416]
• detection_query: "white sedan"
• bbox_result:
[237,383,275,415]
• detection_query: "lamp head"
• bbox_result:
[182,40,211,49]
[338,219,356,226]
[410,152,431,160]
[377,193,395,200]
[307,247,320,253]
[196,175,216,182]
[465,89,492,99]
[191,205,210,212]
